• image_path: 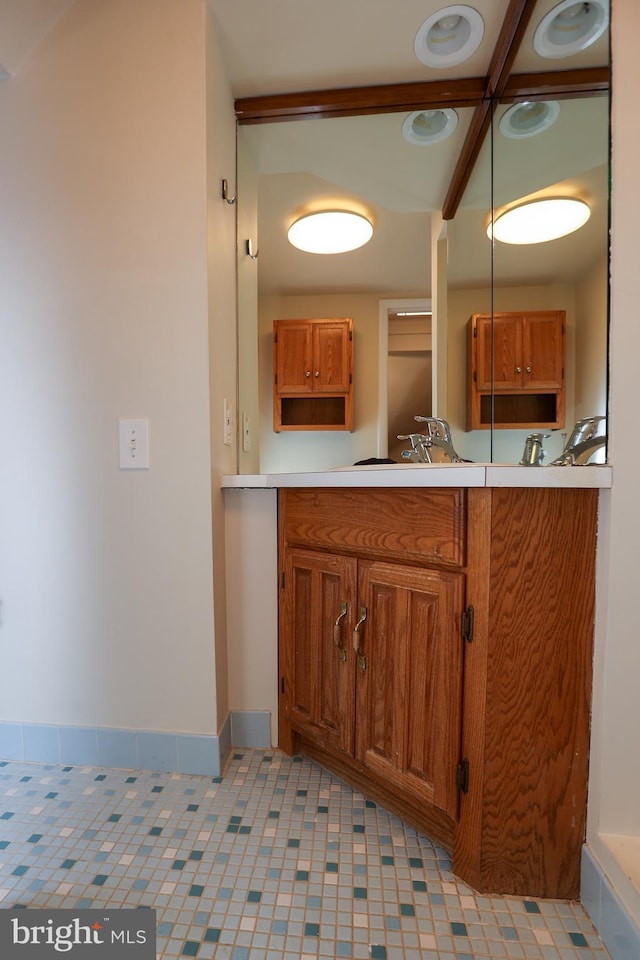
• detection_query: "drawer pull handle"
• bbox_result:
[353,605,367,670]
[333,602,348,662]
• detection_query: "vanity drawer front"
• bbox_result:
[282,488,466,567]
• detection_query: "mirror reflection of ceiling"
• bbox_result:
[217,0,610,296]
[0,0,78,78]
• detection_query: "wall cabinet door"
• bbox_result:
[274,321,314,394]
[522,312,564,388]
[354,561,465,824]
[311,320,351,392]
[476,313,523,390]
[280,548,357,756]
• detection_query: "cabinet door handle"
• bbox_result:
[516,366,522,374]
[305,371,311,378]
[353,605,367,670]
[333,602,348,662]
[315,371,319,377]
[526,365,532,373]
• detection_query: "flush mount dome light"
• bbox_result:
[534,0,609,59]
[287,211,374,254]
[402,108,459,145]
[499,100,561,139]
[414,5,484,68]
[487,197,591,244]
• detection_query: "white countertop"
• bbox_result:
[221,462,612,489]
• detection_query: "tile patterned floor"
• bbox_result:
[0,750,611,959]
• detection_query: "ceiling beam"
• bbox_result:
[442,0,539,221]
[235,77,487,125]
[235,68,609,125]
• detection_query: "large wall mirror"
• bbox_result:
[234,2,610,473]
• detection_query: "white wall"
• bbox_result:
[205,6,239,735]
[586,0,640,922]
[224,490,278,744]
[0,0,221,735]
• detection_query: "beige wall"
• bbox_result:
[206,7,241,734]
[0,0,221,734]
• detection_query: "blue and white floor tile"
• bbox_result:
[0,750,611,959]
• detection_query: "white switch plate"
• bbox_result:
[119,419,149,469]
[242,413,251,452]
[223,399,233,446]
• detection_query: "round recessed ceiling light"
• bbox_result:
[402,108,459,145]
[534,0,609,59]
[499,100,561,139]
[487,197,591,244]
[414,5,484,68]
[287,211,374,254]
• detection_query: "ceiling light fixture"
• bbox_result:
[487,197,591,244]
[499,100,561,139]
[287,211,374,255]
[534,0,609,59]
[402,108,459,145]
[414,5,484,68]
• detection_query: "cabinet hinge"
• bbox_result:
[274,374,278,385]
[274,332,278,344]
[456,758,470,794]
[473,325,478,338]
[281,571,285,588]
[349,329,353,341]
[473,370,477,383]
[281,676,285,694]
[349,373,352,384]
[461,605,474,642]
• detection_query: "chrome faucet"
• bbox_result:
[549,416,607,465]
[398,417,465,463]
[520,433,549,466]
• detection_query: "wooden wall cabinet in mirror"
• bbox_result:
[467,311,565,431]
[273,317,354,431]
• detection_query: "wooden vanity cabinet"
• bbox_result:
[279,487,467,850]
[278,485,598,900]
[468,311,565,430]
[273,317,354,431]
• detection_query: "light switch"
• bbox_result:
[119,419,149,469]
[242,413,251,452]
[223,399,233,446]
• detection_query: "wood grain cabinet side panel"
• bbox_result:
[479,487,597,899]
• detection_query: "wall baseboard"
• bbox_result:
[582,844,640,960]
[230,710,272,748]
[0,718,234,778]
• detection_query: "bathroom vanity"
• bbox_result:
[223,465,610,900]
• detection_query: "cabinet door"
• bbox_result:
[475,314,523,390]
[312,320,351,392]
[522,312,564,388]
[355,561,465,824]
[275,321,313,393]
[281,549,357,756]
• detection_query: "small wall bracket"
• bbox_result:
[221,178,236,204]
